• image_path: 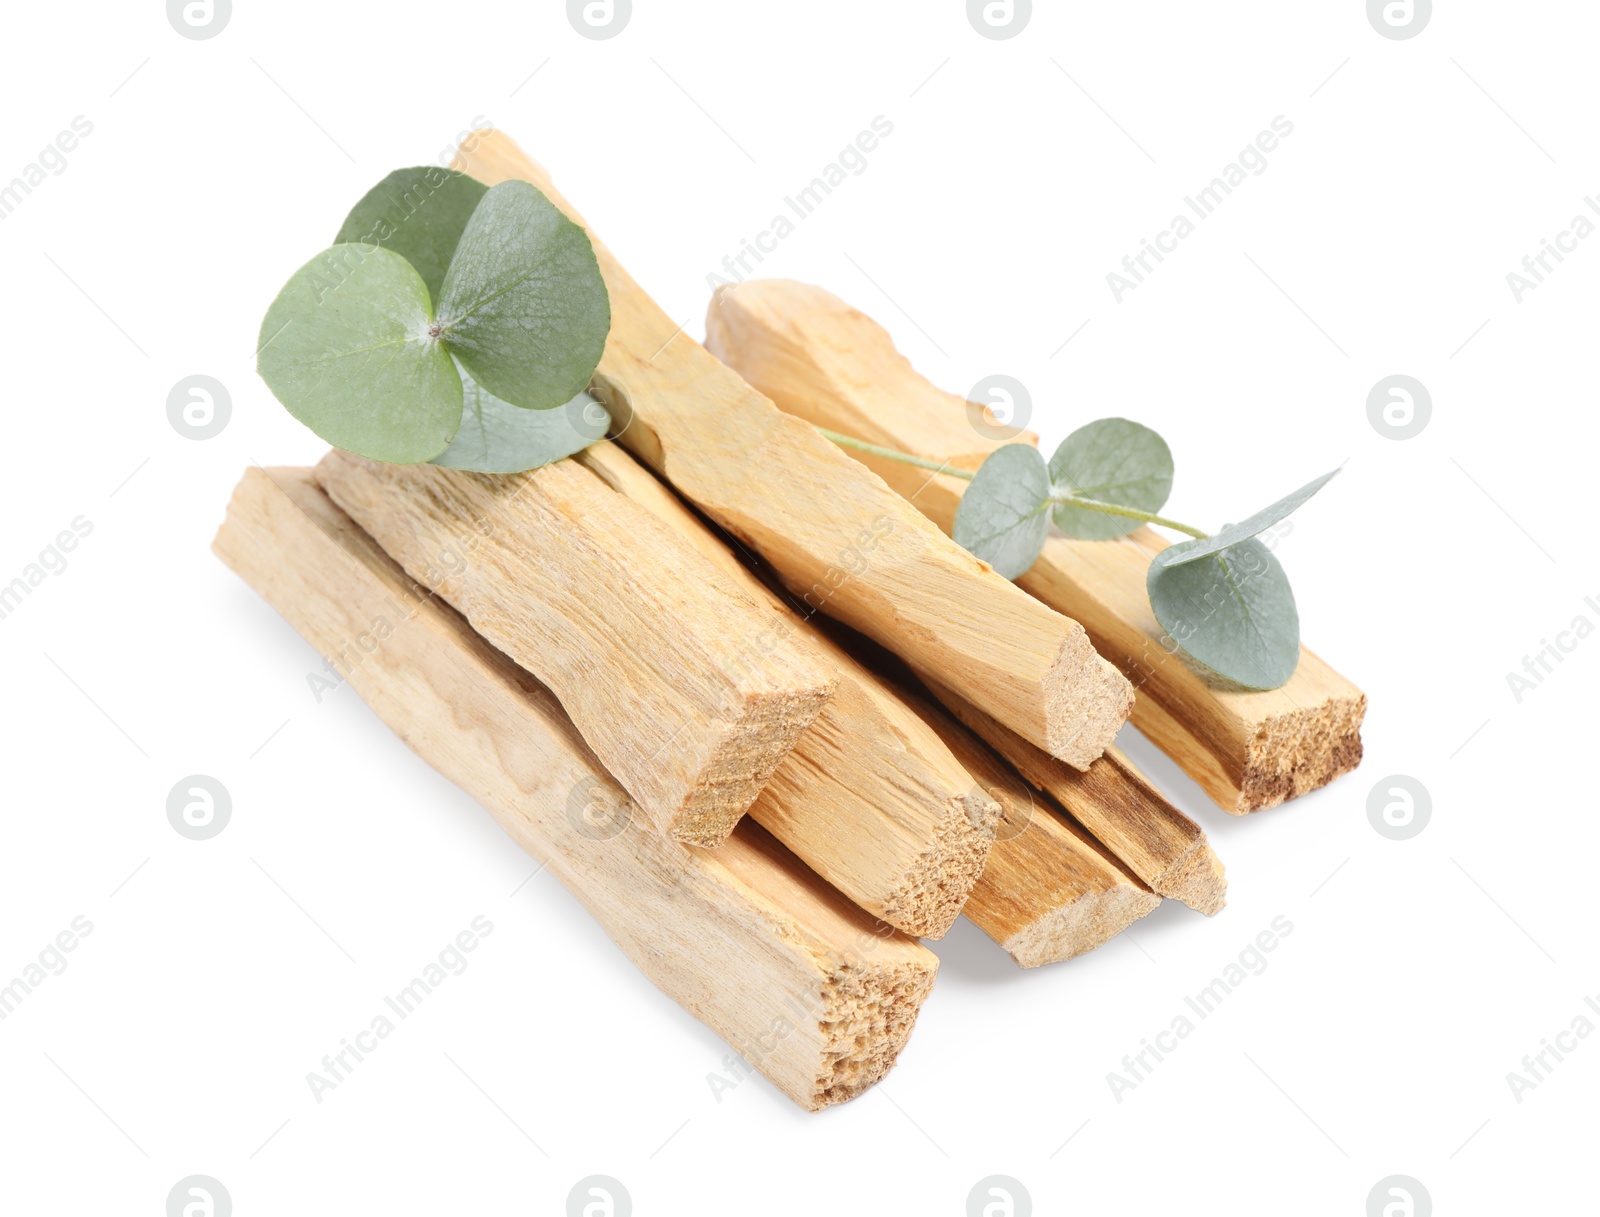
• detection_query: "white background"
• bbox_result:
[1,1,1593,1213]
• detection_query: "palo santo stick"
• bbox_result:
[316,451,834,847]
[926,678,1226,916]
[900,688,1161,967]
[704,277,1013,537]
[213,468,937,1112]
[574,441,999,936]
[705,278,1366,813]
[450,131,1133,770]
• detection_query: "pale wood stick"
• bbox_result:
[315,451,833,847]
[705,278,1366,813]
[574,440,998,938]
[213,468,937,1112]
[703,277,1011,537]
[925,678,1226,916]
[895,686,1161,967]
[449,131,1133,771]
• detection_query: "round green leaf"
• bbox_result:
[436,180,610,410]
[257,245,462,464]
[1048,417,1174,540]
[334,167,489,304]
[1163,468,1339,566]
[1147,537,1300,689]
[952,444,1052,579]
[431,360,611,474]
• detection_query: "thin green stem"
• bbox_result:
[815,425,1210,539]
[815,428,976,480]
[1048,494,1209,539]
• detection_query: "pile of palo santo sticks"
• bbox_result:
[214,131,1366,1112]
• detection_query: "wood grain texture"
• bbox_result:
[449,131,1133,770]
[704,277,1017,536]
[705,278,1366,813]
[575,441,999,938]
[213,467,937,1112]
[899,687,1161,968]
[926,679,1226,917]
[315,450,833,846]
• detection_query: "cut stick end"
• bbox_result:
[1002,886,1163,969]
[1039,633,1136,770]
[810,955,939,1110]
[1155,841,1228,916]
[678,677,839,848]
[1235,689,1368,814]
[880,789,1002,940]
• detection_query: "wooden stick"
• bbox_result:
[705,278,1366,813]
[213,467,937,1112]
[315,451,834,847]
[574,441,998,937]
[896,686,1161,967]
[450,131,1133,771]
[926,678,1226,916]
[704,277,1011,537]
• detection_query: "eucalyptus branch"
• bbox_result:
[816,426,1209,538]
[816,418,1337,691]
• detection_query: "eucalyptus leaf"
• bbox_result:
[1147,537,1299,689]
[1163,468,1340,566]
[257,245,462,464]
[1048,418,1174,540]
[952,445,1052,579]
[431,360,610,473]
[436,180,610,410]
[334,167,488,303]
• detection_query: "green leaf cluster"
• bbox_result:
[257,166,611,472]
[947,418,1336,689]
[953,419,1175,578]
